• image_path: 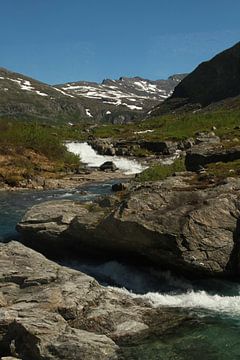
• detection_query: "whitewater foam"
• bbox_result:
[62,254,240,316]
[66,142,147,175]
[111,288,240,316]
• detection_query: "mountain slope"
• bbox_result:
[0,67,87,122]
[54,74,186,123]
[150,42,240,116]
[56,75,185,107]
[0,67,185,123]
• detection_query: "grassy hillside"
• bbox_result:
[0,119,83,186]
[90,108,240,142]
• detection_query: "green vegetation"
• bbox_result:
[0,119,81,166]
[142,110,240,141]
[90,109,240,142]
[206,159,240,179]
[136,158,185,182]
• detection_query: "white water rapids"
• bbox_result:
[64,142,240,317]
[65,259,240,317]
[128,290,240,316]
[66,142,147,175]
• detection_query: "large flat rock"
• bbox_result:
[17,176,240,278]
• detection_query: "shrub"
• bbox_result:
[136,158,185,182]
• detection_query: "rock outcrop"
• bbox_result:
[185,144,240,171]
[89,138,181,157]
[0,241,189,359]
[17,176,240,278]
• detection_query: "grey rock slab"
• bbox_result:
[0,241,189,359]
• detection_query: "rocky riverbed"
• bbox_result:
[17,174,240,278]
[0,241,192,360]
[3,135,240,359]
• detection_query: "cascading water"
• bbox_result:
[1,181,240,358]
[64,258,240,317]
[66,141,147,175]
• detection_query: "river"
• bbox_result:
[1,144,240,359]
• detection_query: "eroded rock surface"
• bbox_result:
[0,241,188,359]
[17,176,240,278]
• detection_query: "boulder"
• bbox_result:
[88,139,115,156]
[195,131,220,145]
[185,144,240,171]
[112,182,129,192]
[17,176,240,278]
[0,241,189,359]
[99,161,118,172]
[140,141,177,155]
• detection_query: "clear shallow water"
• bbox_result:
[120,319,240,360]
[0,181,114,241]
[1,183,240,359]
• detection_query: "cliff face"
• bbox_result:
[150,42,240,116]
[173,42,240,106]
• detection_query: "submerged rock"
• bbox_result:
[17,176,240,278]
[0,241,189,359]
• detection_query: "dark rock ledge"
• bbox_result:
[0,241,190,360]
[17,175,240,278]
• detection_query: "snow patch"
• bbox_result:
[35,91,48,97]
[53,87,75,98]
[85,108,93,117]
[122,103,143,110]
[7,77,48,97]
[134,129,154,134]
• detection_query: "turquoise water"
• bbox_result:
[120,317,240,359]
[1,184,240,359]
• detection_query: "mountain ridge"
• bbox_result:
[150,41,240,117]
[0,67,186,123]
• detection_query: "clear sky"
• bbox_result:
[1,0,240,84]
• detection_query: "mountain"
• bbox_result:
[55,74,186,123]
[0,67,186,123]
[0,67,88,122]
[150,41,240,116]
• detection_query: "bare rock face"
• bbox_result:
[185,144,240,172]
[0,241,188,360]
[17,176,240,278]
[150,42,240,115]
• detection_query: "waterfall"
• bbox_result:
[66,141,147,175]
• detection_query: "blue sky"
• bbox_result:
[1,0,240,84]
